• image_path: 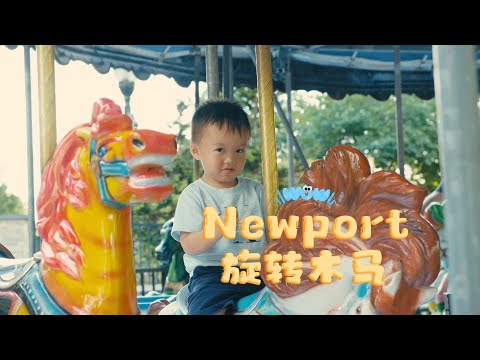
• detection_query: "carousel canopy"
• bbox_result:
[5,45,480,100]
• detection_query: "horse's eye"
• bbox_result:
[132,138,145,150]
[98,145,107,157]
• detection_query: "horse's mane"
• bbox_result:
[260,145,440,314]
[36,124,91,280]
[36,98,133,280]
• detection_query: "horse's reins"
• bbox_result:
[89,138,130,209]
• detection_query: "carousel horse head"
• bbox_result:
[257,145,440,315]
[0,98,177,315]
[155,145,440,316]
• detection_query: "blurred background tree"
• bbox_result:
[276,92,440,191]
[133,88,440,226]
[0,183,24,215]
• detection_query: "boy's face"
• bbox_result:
[190,123,249,188]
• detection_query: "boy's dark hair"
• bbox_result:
[191,99,250,143]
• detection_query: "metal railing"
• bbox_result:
[132,222,164,295]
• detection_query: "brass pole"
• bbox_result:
[37,45,57,174]
[255,45,279,231]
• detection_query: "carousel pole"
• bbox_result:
[23,46,36,255]
[206,45,220,99]
[255,45,279,230]
[394,45,405,177]
[286,54,294,187]
[193,46,201,180]
[432,45,480,314]
[248,46,308,171]
[36,45,57,174]
[223,45,233,99]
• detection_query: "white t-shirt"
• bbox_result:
[171,177,266,275]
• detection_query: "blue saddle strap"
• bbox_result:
[13,262,68,315]
[236,287,286,315]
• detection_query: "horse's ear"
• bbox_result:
[76,127,92,145]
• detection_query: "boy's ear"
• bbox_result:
[190,143,200,160]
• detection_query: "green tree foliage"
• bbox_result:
[0,183,24,215]
[276,92,440,192]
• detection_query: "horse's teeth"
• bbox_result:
[130,176,170,187]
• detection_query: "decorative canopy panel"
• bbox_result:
[5,45,480,100]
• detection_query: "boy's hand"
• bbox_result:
[180,211,231,256]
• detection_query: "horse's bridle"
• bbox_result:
[89,138,130,208]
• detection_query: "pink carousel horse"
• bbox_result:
[0,98,177,314]
[154,145,440,315]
